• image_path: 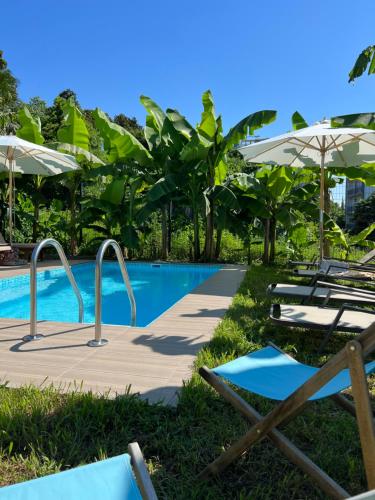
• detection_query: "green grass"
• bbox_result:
[0,264,373,498]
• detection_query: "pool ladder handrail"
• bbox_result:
[25,238,84,342]
[88,239,136,347]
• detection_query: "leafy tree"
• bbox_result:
[0,50,19,134]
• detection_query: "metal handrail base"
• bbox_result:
[24,238,84,343]
[88,239,136,347]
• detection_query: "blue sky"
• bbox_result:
[2,0,375,138]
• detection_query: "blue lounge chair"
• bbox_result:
[199,322,375,499]
[0,442,157,500]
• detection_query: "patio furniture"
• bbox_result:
[270,303,375,351]
[0,442,157,500]
[268,281,375,306]
[289,248,375,269]
[198,323,375,499]
[293,260,375,281]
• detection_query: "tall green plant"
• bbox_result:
[180,90,276,261]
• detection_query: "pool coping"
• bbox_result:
[0,260,247,405]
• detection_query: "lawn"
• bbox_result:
[0,264,373,499]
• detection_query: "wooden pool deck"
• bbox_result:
[0,261,246,405]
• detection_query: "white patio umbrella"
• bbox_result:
[238,120,375,259]
[0,136,80,243]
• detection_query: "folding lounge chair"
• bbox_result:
[268,281,375,306]
[199,323,375,499]
[289,248,375,269]
[0,442,157,500]
[293,260,375,281]
[270,303,375,351]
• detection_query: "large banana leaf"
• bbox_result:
[291,111,308,130]
[100,179,125,205]
[198,90,217,140]
[94,108,152,165]
[349,222,375,245]
[349,45,375,82]
[139,95,165,131]
[332,164,375,186]
[331,113,375,130]
[267,166,294,198]
[224,110,277,152]
[180,131,210,162]
[147,174,177,202]
[48,142,104,165]
[166,109,194,140]
[57,98,89,151]
[16,106,44,144]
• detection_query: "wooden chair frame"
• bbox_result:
[128,442,158,500]
[198,323,375,499]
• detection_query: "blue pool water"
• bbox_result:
[0,262,220,327]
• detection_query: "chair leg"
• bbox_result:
[346,341,375,490]
[199,367,350,499]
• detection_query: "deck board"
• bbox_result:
[0,261,246,405]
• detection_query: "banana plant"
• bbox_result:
[16,106,47,240]
[230,166,319,263]
[324,220,375,259]
[17,100,102,252]
[82,163,146,253]
[94,100,194,259]
[179,90,276,261]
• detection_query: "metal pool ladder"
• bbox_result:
[87,239,136,347]
[25,238,84,342]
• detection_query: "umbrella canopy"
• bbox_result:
[238,120,375,259]
[0,136,80,242]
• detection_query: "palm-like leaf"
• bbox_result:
[291,111,308,130]
[16,106,44,144]
[224,110,276,152]
[94,108,152,165]
[349,45,375,82]
[57,98,90,151]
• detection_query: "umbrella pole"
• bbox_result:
[319,138,326,261]
[8,152,13,245]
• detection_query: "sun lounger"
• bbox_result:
[289,248,375,269]
[293,258,375,281]
[270,303,375,351]
[0,442,157,500]
[198,323,375,498]
[268,281,375,306]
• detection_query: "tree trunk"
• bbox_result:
[215,227,222,260]
[32,200,39,242]
[323,181,331,257]
[269,217,276,263]
[78,182,83,247]
[69,190,78,256]
[191,196,201,261]
[262,218,270,264]
[161,205,169,260]
[167,201,172,254]
[204,204,215,261]
[192,202,200,261]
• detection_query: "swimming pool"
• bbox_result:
[0,262,220,327]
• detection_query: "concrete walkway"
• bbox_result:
[0,262,246,405]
